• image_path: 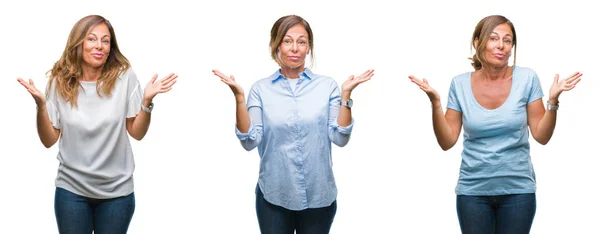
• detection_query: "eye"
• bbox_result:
[490,37,498,41]
[283,40,292,44]
[298,40,306,45]
[88,37,96,42]
[503,39,512,44]
[102,40,110,45]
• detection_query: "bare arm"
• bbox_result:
[126,73,178,141]
[36,104,61,148]
[409,75,462,151]
[431,100,462,151]
[17,78,60,148]
[528,72,582,145]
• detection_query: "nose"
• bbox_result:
[496,40,504,50]
[94,40,102,50]
[291,42,298,53]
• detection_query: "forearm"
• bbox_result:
[235,94,251,133]
[431,100,456,151]
[129,99,152,140]
[336,91,352,127]
[36,104,59,148]
[534,99,558,145]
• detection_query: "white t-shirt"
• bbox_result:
[46,67,143,199]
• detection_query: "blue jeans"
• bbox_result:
[457,193,536,234]
[255,185,337,234]
[54,187,135,234]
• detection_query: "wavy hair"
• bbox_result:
[47,15,130,107]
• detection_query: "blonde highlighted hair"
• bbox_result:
[47,15,130,107]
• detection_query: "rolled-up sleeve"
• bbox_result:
[235,85,263,151]
[327,83,353,147]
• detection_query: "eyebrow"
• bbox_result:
[89,33,110,39]
[284,35,306,38]
[491,32,512,37]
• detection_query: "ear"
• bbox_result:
[473,37,479,49]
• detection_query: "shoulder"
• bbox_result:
[513,66,540,85]
[450,71,471,87]
[513,66,537,77]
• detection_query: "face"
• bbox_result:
[479,23,513,67]
[82,23,111,69]
[278,24,309,69]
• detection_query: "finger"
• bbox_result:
[159,87,173,93]
[347,75,355,81]
[570,77,582,86]
[17,78,30,88]
[567,72,582,83]
[554,74,559,84]
[163,79,177,89]
[423,78,430,86]
[150,74,158,84]
[212,70,229,79]
[230,75,236,82]
[161,73,178,84]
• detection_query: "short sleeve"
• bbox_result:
[125,68,143,118]
[527,69,544,104]
[447,78,462,112]
[45,80,61,129]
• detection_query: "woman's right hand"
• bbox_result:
[212,69,244,97]
[409,75,440,102]
[17,78,46,106]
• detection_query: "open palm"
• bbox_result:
[342,69,374,93]
[549,72,582,100]
[144,73,178,101]
[212,69,244,96]
[17,78,45,105]
[408,75,440,101]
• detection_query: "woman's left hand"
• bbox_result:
[144,73,178,101]
[341,69,374,93]
[549,72,582,102]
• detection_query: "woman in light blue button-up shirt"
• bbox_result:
[213,15,373,234]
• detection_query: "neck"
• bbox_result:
[479,64,511,81]
[280,65,304,79]
[81,64,103,81]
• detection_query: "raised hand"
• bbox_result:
[17,78,46,105]
[549,72,582,101]
[408,75,440,102]
[144,73,178,101]
[212,69,244,96]
[341,69,374,93]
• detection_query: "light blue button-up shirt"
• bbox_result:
[236,68,353,211]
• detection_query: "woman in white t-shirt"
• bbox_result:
[16,15,178,234]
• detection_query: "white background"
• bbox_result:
[1,0,598,233]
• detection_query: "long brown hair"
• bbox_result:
[47,15,130,107]
[269,15,315,68]
[469,15,517,70]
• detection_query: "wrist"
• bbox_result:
[547,97,559,105]
[36,103,46,111]
[341,91,352,100]
[142,98,153,108]
[235,93,245,104]
[431,99,442,108]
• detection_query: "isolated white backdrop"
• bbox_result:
[1,0,597,233]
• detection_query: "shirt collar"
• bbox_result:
[270,67,316,82]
